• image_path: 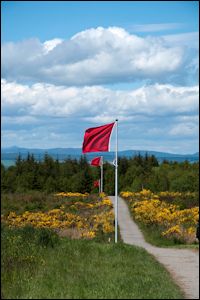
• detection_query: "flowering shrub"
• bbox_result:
[120,189,199,243]
[121,190,199,208]
[1,194,114,241]
[54,192,88,197]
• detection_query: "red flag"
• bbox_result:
[82,122,115,153]
[93,180,100,187]
[90,157,102,167]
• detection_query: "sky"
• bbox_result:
[1,1,199,154]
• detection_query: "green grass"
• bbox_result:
[1,192,111,217]
[135,221,199,248]
[1,225,184,299]
[1,191,85,215]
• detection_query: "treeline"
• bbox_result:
[1,153,199,194]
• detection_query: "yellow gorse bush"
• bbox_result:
[2,194,114,240]
[99,192,106,198]
[101,198,113,207]
[120,189,199,243]
[54,192,88,197]
[81,231,96,239]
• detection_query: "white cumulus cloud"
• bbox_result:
[2,79,198,120]
[2,26,197,86]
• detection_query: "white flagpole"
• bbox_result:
[101,156,103,193]
[115,119,118,243]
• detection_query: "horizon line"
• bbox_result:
[1,145,199,156]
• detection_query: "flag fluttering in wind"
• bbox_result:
[90,156,102,167]
[82,119,119,243]
[90,156,103,192]
[93,180,100,188]
[82,122,115,153]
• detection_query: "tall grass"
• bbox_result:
[1,192,68,215]
[135,221,199,248]
[1,225,184,299]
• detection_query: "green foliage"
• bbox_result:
[1,153,199,194]
[36,227,60,248]
[1,192,105,216]
[2,225,60,248]
[104,162,115,194]
[1,192,60,215]
[44,176,57,193]
[1,225,184,299]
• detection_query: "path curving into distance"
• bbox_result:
[109,196,199,299]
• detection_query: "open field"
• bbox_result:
[1,191,186,299]
[1,224,184,299]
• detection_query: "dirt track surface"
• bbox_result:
[109,196,199,299]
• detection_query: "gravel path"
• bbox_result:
[109,196,199,299]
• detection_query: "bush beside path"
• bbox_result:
[109,195,199,299]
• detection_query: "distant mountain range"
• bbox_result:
[1,146,199,164]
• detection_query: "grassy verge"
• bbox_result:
[1,225,184,299]
[135,220,199,248]
[124,198,199,249]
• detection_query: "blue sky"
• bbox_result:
[1,1,199,154]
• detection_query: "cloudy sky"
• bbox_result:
[1,1,199,154]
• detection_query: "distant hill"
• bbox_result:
[1,146,199,164]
